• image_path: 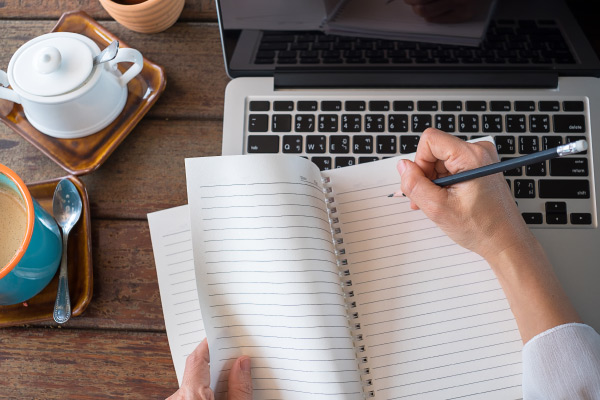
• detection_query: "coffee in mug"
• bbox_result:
[0,186,28,268]
[0,164,62,305]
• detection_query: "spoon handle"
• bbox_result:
[53,232,71,324]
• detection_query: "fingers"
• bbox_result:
[397,159,448,214]
[414,128,498,177]
[179,338,214,400]
[227,356,253,400]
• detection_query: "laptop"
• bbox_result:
[216,0,600,333]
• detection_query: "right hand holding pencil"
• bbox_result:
[395,128,534,261]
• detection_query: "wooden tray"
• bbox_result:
[0,176,92,327]
[0,10,167,175]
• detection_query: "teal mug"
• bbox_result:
[0,164,62,305]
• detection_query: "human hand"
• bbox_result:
[167,338,252,400]
[403,0,478,23]
[395,128,534,261]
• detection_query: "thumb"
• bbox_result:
[397,159,447,213]
[227,356,252,400]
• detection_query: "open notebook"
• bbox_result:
[150,148,523,399]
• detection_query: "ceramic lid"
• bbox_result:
[12,35,93,97]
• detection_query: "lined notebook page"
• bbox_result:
[147,205,206,386]
[186,155,363,400]
[323,156,523,400]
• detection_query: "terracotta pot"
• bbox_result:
[98,0,185,34]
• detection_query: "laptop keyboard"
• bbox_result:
[245,98,594,228]
[254,20,575,66]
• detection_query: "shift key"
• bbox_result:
[539,179,590,198]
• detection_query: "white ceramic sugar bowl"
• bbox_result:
[0,32,143,139]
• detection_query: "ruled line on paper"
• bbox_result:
[148,205,206,387]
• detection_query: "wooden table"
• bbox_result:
[1,1,599,398]
[1,1,225,398]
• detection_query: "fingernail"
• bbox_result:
[240,357,251,374]
[397,160,407,175]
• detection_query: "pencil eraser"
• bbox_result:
[575,140,588,152]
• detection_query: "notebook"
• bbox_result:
[182,151,523,399]
[216,0,600,334]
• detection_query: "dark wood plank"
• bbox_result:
[17,220,165,330]
[0,328,179,399]
[0,20,230,119]
[0,0,217,21]
[1,119,222,219]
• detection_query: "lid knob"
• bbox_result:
[34,46,62,75]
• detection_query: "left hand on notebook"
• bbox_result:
[167,338,252,400]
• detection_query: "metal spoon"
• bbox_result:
[93,40,119,66]
[52,178,82,324]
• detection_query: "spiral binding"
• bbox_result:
[322,176,374,399]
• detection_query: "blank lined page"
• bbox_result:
[148,205,206,386]
[323,156,523,400]
[186,155,363,400]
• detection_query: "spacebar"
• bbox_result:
[539,179,590,198]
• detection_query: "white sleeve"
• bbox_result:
[522,322,600,400]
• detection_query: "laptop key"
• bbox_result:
[353,136,374,153]
[515,101,535,111]
[247,135,279,153]
[501,157,522,176]
[274,101,294,111]
[553,115,585,133]
[272,114,292,132]
[282,135,303,153]
[539,180,590,198]
[295,114,315,132]
[566,136,588,154]
[369,101,390,111]
[530,115,550,133]
[522,213,543,224]
[549,158,588,176]
[538,101,560,112]
[359,157,379,164]
[342,115,362,132]
[506,115,526,133]
[376,135,397,154]
[306,135,327,153]
[336,157,356,168]
[459,114,479,132]
[571,213,592,225]
[526,162,547,176]
[311,157,332,171]
[483,115,502,133]
[412,114,432,132]
[490,101,511,111]
[495,136,516,154]
[519,136,539,154]
[249,101,270,111]
[466,101,486,111]
[563,101,584,112]
[346,101,366,111]
[330,135,350,153]
[400,136,420,154]
[417,101,438,111]
[515,179,535,198]
[542,135,562,150]
[321,101,342,111]
[298,101,318,111]
[389,115,409,132]
[248,114,269,132]
[545,201,567,224]
[365,115,385,132]
[435,114,456,132]
[318,115,339,132]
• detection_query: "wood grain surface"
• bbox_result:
[1,1,222,397]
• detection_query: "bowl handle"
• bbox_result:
[108,48,144,87]
[0,70,21,104]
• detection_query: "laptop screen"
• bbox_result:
[216,0,600,80]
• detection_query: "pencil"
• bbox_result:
[387,139,588,196]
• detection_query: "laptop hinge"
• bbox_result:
[273,70,559,89]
